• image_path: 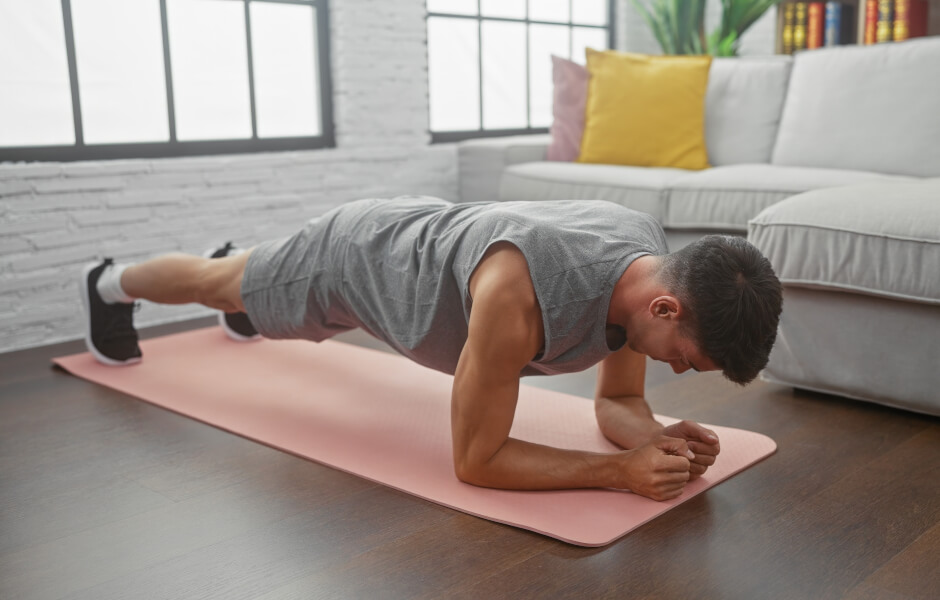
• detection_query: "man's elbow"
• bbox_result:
[453,453,489,487]
[454,463,476,485]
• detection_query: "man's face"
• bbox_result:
[627,309,719,375]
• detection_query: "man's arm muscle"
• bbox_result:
[451,245,691,496]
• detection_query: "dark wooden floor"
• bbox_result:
[1,318,938,600]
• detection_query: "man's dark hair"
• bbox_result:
[659,235,783,385]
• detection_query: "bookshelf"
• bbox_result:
[775,0,940,54]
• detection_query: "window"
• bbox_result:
[0,0,334,162]
[426,0,612,143]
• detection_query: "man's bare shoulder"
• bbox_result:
[469,242,536,306]
[466,242,543,358]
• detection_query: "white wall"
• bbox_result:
[0,0,776,354]
[0,0,457,353]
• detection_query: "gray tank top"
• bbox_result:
[337,196,668,376]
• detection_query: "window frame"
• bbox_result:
[426,1,615,144]
[0,0,335,163]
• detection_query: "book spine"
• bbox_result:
[794,2,808,50]
[783,3,797,53]
[865,0,879,43]
[895,0,912,39]
[808,2,826,48]
[877,0,895,42]
[911,0,929,38]
[825,2,841,46]
[842,4,857,43]
[895,0,931,39]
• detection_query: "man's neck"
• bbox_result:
[607,255,661,327]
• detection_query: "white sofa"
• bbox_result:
[456,37,940,415]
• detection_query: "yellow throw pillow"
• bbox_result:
[577,49,712,170]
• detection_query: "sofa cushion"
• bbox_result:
[747,181,940,304]
[542,56,793,167]
[667,164,914,231]
[771,36,940,177]
[705,57,792,166]
[499,162,688,222]
[458,134,550,202]
[578,49,711,170]
[547,56,589,162]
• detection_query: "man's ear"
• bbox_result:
[649,295,681,319]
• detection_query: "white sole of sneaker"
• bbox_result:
[80,262,142,366]
[202,246,259,342]
[221,325,261,342]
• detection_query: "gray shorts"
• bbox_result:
[240,198,385,341]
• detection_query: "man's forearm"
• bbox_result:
[455,433,695,501]
[455,437,627,491]
[595,395,664,449]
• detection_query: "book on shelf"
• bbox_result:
[793,2,809,50]
[894,0,930,40]
[864,0,931,43]
[865,0,879,42]
[824,2,857,45]
[781,0,931,52]
[781,1,860,52]
[807,3,826,48]
[877,0,896,41]
[782,2,796,53]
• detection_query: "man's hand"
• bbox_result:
[618,435,694,501]
[661,420,720,479]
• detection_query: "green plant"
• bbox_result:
[630,0,708,54]
[631,0,782,57]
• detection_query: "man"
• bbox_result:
[81,196,782,501]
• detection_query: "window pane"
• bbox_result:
[482,21,526,130]
[481,0,525,19]
[71,0,169,144]
[529,0,569,23]
[427,17,479,131]
[573,0,608,26]
[572,27,609,64]
[426,0,476,16]
[250,1,320,138]
[0,0,74,146]
[167,0,252,141]
[529,24,569,128]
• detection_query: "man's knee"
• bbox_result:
[195,253,249,312]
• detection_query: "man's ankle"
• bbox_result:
[96,262,136,304]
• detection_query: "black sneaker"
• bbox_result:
[80,259,142,366]
[204,242,260,342]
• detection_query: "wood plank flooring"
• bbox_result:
[1,318,938,600]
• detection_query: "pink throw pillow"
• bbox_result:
[547,55,590,162]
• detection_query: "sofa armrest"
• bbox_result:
[457,134,551,203]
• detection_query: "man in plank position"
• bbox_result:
[81,196,782,501]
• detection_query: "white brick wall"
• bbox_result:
[0,0,775,355]
[0,0,456,354]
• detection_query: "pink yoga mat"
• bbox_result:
[54,327,776,547]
